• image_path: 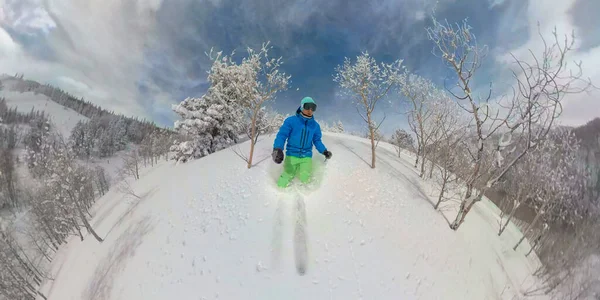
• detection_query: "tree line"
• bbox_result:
[0,76,172,299]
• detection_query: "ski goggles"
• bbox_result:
[303,102,317,112]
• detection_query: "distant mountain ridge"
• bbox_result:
[0,74,164,133]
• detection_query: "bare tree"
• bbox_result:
[28,133,105,243]
[497,145,547,236]
[51,154,105,243]
[513,129,585,251]
[334,51,404,168]
[524,216,600,299]
[233,108,284,165]
[240,42,291,169]
[399,72,447,177]
[93,166,110,196]
[116,176,142,201]
[123,150,140,180]
[430,97,469,209]
[426,16,594,230]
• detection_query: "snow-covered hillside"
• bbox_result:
[1,77,89,137]
[39,132,546,300]
[0,89,88,137]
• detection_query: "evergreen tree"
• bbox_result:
[171,50,250,162]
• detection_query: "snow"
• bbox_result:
[39,132,547,300]
[0,90,89,137]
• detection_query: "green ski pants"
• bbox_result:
[277,156,313,188]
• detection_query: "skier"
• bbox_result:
[272,97,332,188]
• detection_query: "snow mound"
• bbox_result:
[40,132,546,300]
[0,89,88,137]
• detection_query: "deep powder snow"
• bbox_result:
[39,132,546,300]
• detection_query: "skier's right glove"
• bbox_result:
[272,148,284,164]
[323,150,332,159]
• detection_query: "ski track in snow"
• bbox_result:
[39,133,547,300]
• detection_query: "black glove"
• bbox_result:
[272,148,284,164]
[323,150,332,159]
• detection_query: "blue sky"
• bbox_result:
[1,0,599,135]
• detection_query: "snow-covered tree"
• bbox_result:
[109,117,128,151]
[496,153,534,236]
[269,112,287,132]
[44,139,104,243]
[390,128,414,156]
[23,118,53,178]
[513,128,586,251]
[93,166,110,196]
[69,121,89,158]
[398,72,446,176]
[322,120,345,133]
[0,147,18,208]
[25,132,105,244]
[122,150,141,180]
[424,95,469,208]
[334,51,404,168]
[334,120,345,133]
[0,98,7,121]
[97,128,114,158]
[82,120,97,156]
[426,16,594,230]
[237,42,291,169]
[171,49,253,163]
[155,131,176,161]
[0,225,48,300]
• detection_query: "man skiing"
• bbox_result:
[272,97,332,188]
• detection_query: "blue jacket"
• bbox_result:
[273,107,327,158]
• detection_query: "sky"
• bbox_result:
[1,0,599,135]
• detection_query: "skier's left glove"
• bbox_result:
[272,148,284,164]
[323,150,332,159]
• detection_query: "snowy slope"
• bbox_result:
[0,89,88,137]
[39,132,547,300]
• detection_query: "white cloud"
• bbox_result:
[415,10,426,21]
[488,0,506,8]
[494,0,600,127]
[1,0,55,33]
[0,27,20,57]
[0,0,165,120]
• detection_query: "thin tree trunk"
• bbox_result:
[428,160,435,178]
[414,146,420,168]
[73,218,84,241]
[435,171,447,210]
[135,157,139,180]
[31,235,53,263]
[40,217,60,250]
[419,150,427,177]
[367,112,376,169]
[450,189,483,230]
[514,209,543,251]
[499,200,521,236]
[75,198,103,243]
[526,238,538,257]
[37,291,48,300]
[247,109,258,169]
[10,240,44,281]
[450,146,484,230]
[2,255,38,300]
